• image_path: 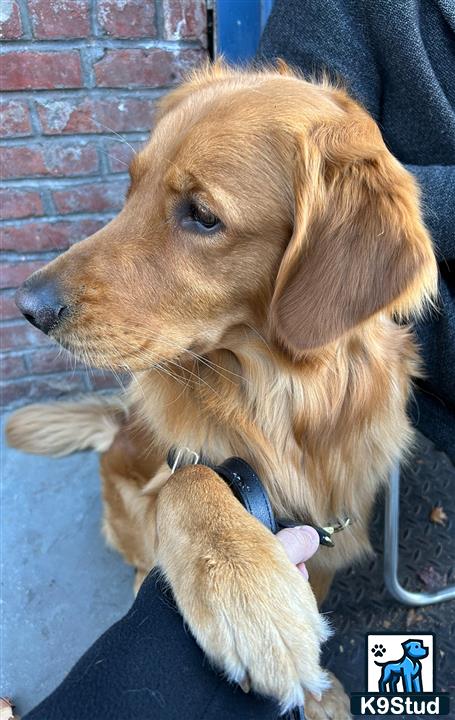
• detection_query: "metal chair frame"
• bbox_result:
[384,463,455,606]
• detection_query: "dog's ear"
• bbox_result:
[270,107,437,353]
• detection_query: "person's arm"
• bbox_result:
[406,165,455,260]
[258,0,455,262]
[258,0,382,119]
[23,523,320,720]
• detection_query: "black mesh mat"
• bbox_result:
[321,434,455,717]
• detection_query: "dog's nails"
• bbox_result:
[239,674,251,693]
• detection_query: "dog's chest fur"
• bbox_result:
[131,321,419,570]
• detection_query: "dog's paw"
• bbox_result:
[194,562,330,710]
[304,672,352,720]
[175,541,331,710]
[156,465,330,710]
[371,643,386,658]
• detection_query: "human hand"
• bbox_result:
[276,525,320,579]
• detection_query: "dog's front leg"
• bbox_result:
[155,464,330,711]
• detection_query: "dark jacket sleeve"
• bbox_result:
[258,0,455,262]
[258,0,382,118]
[406,165,455,261]
[24,571,280,720]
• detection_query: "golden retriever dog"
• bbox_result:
[7,61,437,718]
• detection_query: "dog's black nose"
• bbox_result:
[15,276,68,335]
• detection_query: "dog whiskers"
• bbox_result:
[89,118,138,155]
[104,321,246,384]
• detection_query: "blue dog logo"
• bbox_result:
[372,639,429,692]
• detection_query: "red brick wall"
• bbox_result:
[1,0,207,409]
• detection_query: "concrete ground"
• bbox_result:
[1,415,134,715]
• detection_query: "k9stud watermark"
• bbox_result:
[350,632,450,715]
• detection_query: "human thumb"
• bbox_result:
[277,525,320,565]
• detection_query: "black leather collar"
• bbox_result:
[214,457,279,533]
[167,448,348,547]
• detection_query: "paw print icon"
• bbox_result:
[371,643,386,657]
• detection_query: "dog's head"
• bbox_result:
[402,639,429,659]
[15,62,437,369]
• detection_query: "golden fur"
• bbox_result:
[7,62,437,716]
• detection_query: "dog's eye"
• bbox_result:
[181,201,222,234]
[190,203,219,229]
